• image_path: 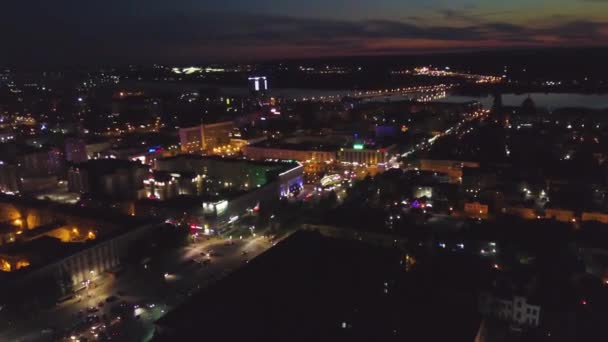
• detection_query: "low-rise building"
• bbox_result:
[417,159,480,183]
[480,293,541,327]
[464,201,489,219]
[582,212,608,224]
[544,208,576,223]
[139,156,304,229]
[505,206,537,220]
[67,159,148,200]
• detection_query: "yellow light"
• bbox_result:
[14,219,22,226]
[1,259,11,272]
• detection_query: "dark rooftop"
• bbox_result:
[155,230,482,342]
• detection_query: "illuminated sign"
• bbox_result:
[353,143,364,150]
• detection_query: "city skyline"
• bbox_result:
[2,0,608,65]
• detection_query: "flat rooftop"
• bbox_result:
[158,154,301,171]
[155,230,482,341]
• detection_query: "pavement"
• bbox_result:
[0,234,274,342]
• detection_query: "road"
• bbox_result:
[400,108,489,159]
[0,235,273,342]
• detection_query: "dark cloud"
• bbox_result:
[0,10,607,66]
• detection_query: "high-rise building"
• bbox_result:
[179,126,204,153]
[202,121,234,152]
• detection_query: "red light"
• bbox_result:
[190,224,197,229]
[581,300,587,305]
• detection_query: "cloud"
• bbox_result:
[0,10,607,65]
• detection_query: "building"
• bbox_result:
[229,136,267,153]
[417,159,480,183]
[202,121,234,152]
[464,202,489,219]
[178,125,204,153]
[248,76,268,94]
[139,156,303,229]
[544,208,576,223]
[504,206,537,220]
[0,195,163,303]
[155,230,482,341]
[67,159,148,199]
[17,146,63,178]
[480,293,541,327]
[582,212,608,224]
[179,121,234,153]
[155,155,303,197]
[0,162,18,194]
[243,141,335,165]
[84,138,112,159]
[64,137,88,163]
[143,171,199,200]
[337,143,396,166]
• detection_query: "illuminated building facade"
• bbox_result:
[140,156,303,225]
[155,155,301,194]
[179,125,204,153]
[179,121,234,153]
[464,201,489,219]
[0,195,163,301]
[337,143,395,166]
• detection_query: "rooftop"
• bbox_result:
[155,230,482,341]
[159,154,301,171]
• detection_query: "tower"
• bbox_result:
[492,92,509,127]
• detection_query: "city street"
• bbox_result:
[0,234,273,342]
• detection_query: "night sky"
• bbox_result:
[2,0,608,66]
